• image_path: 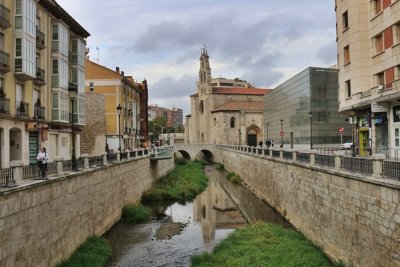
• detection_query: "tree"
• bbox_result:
[149,116,167,143]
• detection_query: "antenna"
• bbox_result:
[96,47,100,63]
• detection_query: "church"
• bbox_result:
[185,48,271,146]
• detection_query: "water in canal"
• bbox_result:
[104,164,290,267]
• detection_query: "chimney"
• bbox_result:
[121,71,125,76]
[116,67,120,73]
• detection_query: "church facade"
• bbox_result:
[185,48,271,146]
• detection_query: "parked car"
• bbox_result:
[341,140,353,149]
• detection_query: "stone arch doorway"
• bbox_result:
[10,127,22,161]
[247,125,261,147]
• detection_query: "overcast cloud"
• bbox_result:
[57,0,337,116]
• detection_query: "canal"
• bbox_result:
[104,164,291,267]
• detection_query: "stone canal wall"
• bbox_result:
[217,148,400,267]
[0,156,174,267]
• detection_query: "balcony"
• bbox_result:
[0,4,11,29]
[0,97,10,114]
[36,28,45,49]
[0,50,10,73]
[34,105,45,120]
[33,67,46,86]
[16,101,29,118]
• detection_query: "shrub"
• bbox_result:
[216,163,225,171]
[121,204,151,224]
[56,236,112,267]
[175,158,188,165]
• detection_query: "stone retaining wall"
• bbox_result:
[0,156,174,267]
[218,148,400,267]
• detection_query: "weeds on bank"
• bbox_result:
[142,160,208,203]
[226,172,242,183]
[191,222,346,267]
[121,204,151,224]
[56,236,112,267]
[216,163,225,171]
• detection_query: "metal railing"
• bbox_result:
[120,152,128,161]
[36,28,45,48]
[76,158,84,170]
[283,151,293,160]
[16,101,29,117]
[34,105,45,120]
[272,150,280,158]
[47,162,57,175]
[297,152,310,163]
[107,153,117,163]
[63,160,72,172]
[0,4,10,28]
[383,161,400,181]
[341,157,373,175]
[23,165,40,179]
[0,167,15,186]
[0,50,10,71]
[35,67,45,83]
[89,156,104,167]
[315,154,335,168]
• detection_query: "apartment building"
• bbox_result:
[85,60,147,151]
[148,104,183,128]
[336,0,400,156]
[0,0,89,168]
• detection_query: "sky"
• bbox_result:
[57,0,337,116]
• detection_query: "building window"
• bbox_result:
[345,80,351,97]
[342,11,349,30]
[199,100,204,113]
[344,45,350,64]
[376,72,385,86]
[375,33,384,54]
[372,0,383,15]
[89,82,94,91]
[395,128,400,147]
[230,117,235,128]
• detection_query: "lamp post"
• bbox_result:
[309,111,313,150]
[266,122,269,142]
[68,83,77,171]
[280,119,284,148]
[239,129,242,146]
[116,104,122,151]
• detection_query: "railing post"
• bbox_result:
[333,151,344,171]
[81,154,90,170]
[54,157,64,174]
[310,150,317,165]
[292,151,297,162]
[117,151,121,162]
[126,150,131,160]
[102,152,108,165]
[10,161,23,182]
[279,148,284,159]
[371,154,385,179]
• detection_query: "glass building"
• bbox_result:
[264,67,351,147]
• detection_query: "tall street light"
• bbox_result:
[309,111,313,150]
[117,104,122,151]
[280,118,284,148]
[68,83,77,171]
[238,129,242,146]
[266,122,269,142]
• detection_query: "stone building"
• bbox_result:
[335,0,400,157]
[148,104,183,128]
[185,48,271,146]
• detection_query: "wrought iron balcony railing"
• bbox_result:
[36,28,45,49]
[0,4,11,29]
[16,101,29,117]
[34,67,45,85]
[34,105,45,120]
[0,50,10,73]
[0,97,10,114]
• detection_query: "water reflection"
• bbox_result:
[104,164,289,267]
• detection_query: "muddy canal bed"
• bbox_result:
[104,165,289,267]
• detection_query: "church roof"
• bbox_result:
[212,87,271,95]
[212,101,264,113]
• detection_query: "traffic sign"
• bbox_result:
[280,131,285,137]
[339,127,344,133]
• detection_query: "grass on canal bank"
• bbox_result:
[56,236,112,267]
[142,160,208,203]
[121,203,151,224]
[191,222,346,267]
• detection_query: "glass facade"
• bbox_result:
[264,67,351,146]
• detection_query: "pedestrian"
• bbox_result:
[259,141,263,147]
[36,147,48,179]
[266,139,271,148]
[271,140,274,147]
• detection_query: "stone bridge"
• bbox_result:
[173,143,217,162]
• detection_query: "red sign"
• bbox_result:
[280,131,285,137]
[339,127,344,133]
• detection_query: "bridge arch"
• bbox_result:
[173,144,217,163]
[174,150,191,161]
[195,149,214,162]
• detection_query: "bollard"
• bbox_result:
[310,150,317,165]
[292,151,297,162]
[279,149,284,160]
[126,150,131,160]
[102,152,108,165]
[117,151,121,162]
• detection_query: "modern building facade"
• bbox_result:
[336,0,400,156]
[0,0,89,168]
[264,67,351,148]
[185,48,271,146]
[85,60,147,151]
[148,104,183,129]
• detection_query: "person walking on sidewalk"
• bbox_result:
[37,147,48,179]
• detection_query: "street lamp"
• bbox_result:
[266,122,269,142]
[238,129,242,146]
[309,111,313,150]
[68,83,77,171]
[280,119,284,148]
[116,104,122,151]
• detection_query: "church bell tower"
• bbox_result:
[198,45,212,95]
